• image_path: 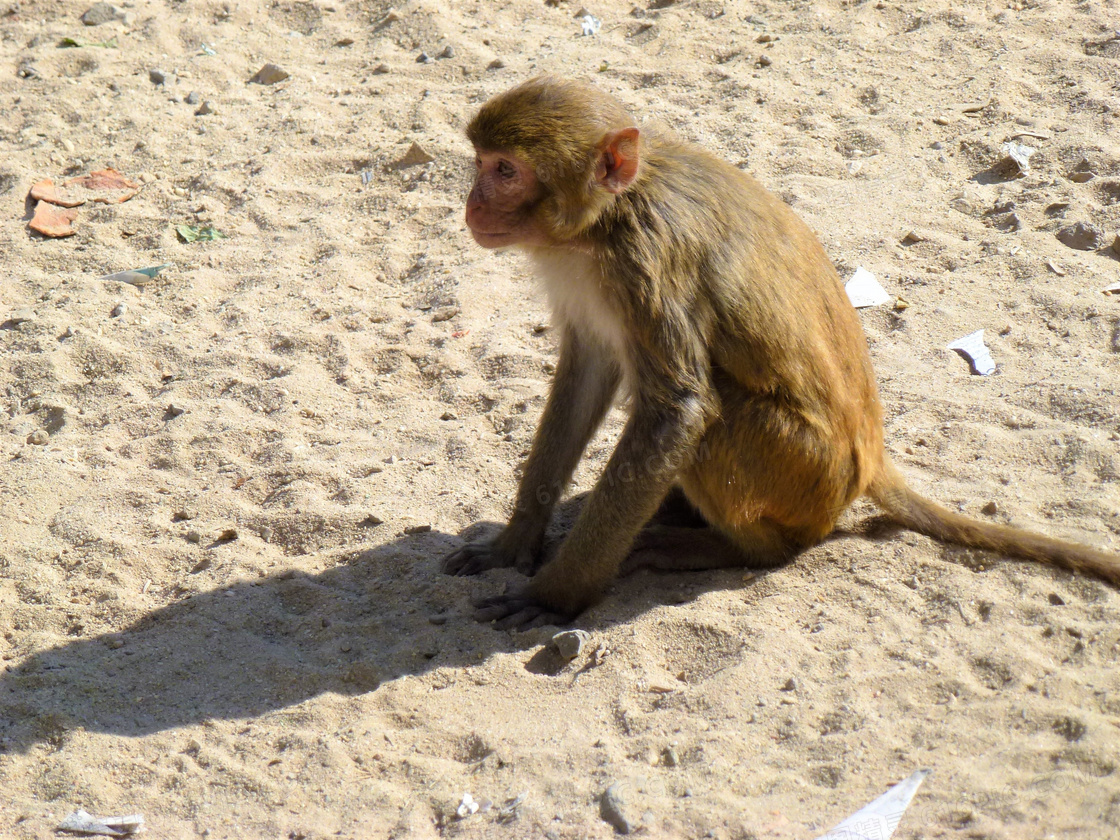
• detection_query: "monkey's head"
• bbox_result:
[465,77,641,248]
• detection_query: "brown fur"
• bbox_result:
[444,77,1120,628]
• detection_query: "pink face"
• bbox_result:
[465,150,546,249]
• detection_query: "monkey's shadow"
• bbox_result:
[0,496,874,754]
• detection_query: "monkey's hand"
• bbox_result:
[442,529,543,576]
[473,592,574,630]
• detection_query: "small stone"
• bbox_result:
[171,510,195,522]
[552,629,590,661]
[416,51,433,63]
[361,514,384,526]
[149,68,169,85]
[404,524,432,534]
[185,90,200,105]
[1112,233,1120,257]
[662,746,679,767]
[780,677,798,691]
[431,305,459,322]
[186,530,203,544]
[259,526,273,541]
[1057,221,1104,251]
[757,54,772,67]
[440,411,457,421]
[249,63,290,85]
[600,783,633,834]
[487,58,505,70]
[27,429,49,445]
[111,303,127,318]
[1048,592,1065,606]
[439,45,455,58]
[216,528,238,542]
[195,100,215,116]
[165,403,186,418]
[981,501,998,515]
[900,231,926,245]
[372,63,390,74]
[1068,159,1096,183]
[398,142,435,168]
[81,2,122,25]
[334,37,355,46]
[10,308,37,325]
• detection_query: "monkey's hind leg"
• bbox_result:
[621,518,803,575]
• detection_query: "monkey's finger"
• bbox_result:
[473,595,533,623]
[493,605,545,631]
[442,545,492,576]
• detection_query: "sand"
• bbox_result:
[2,0,1119,837]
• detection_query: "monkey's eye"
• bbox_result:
[474,157,482,169]
[496,160,517,180]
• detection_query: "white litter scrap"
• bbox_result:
[947,329,996,375]
[815,770,929,840]
[844,267,891,308]
[97,263,173,287]
[579,13,601,35]
[57,810,145,836]
[456,793,480,818]
[1002,141,1035,176]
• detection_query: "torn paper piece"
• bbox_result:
[580,14,601,36]
[816,769,929,840]
[845,267,890,308]
[947,329,996,375]
[57,810,144,836]
[1002,141,1035,176]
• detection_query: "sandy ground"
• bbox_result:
[2,0,1120,837]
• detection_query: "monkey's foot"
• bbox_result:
[443,534,543,576]
[473,594,573,630]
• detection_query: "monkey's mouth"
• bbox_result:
[470,229,514,247]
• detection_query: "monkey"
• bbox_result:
[442,76,1120,629]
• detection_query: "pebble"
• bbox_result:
[195,100,215,116]
[149,68,169,85]
[185,90,200,105]
[757,54,772,67]
[981,501,998,515]
[487,58,505,70]
[404,524,432,534]
[10,308,37,325]
[600,783,633,834]
[662,746,679,767]
[416,51,433,63]
[186,530,203,544]
[1057,221,1104,251]
[27,429,49,445]
[111,303,127,318]
[1048,592,1065,606]
[440,411,457,421]
[780,676,798,691]
[166,403,186,418]
[439,45,455,58]
[431,305,460,323]
[259,526,273,541]
[1112,233,1120,257]
[249,63,290,85]
[81,2,123,25]
[361,514,384,526]
[551,629,590,661]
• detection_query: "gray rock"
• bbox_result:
[1057,221,1104,251]
[185,90,200,105]
[600,783,633,834]
[81,2,122,25]
[149,68,169,85]
[195,100,215,116]
[551,629,590,661]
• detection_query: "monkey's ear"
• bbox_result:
[595,127,640,194]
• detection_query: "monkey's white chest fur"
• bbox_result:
[530,249,632,385]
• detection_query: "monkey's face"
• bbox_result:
[466,149,549,249]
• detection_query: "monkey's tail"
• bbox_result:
[867,459,1120,586]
